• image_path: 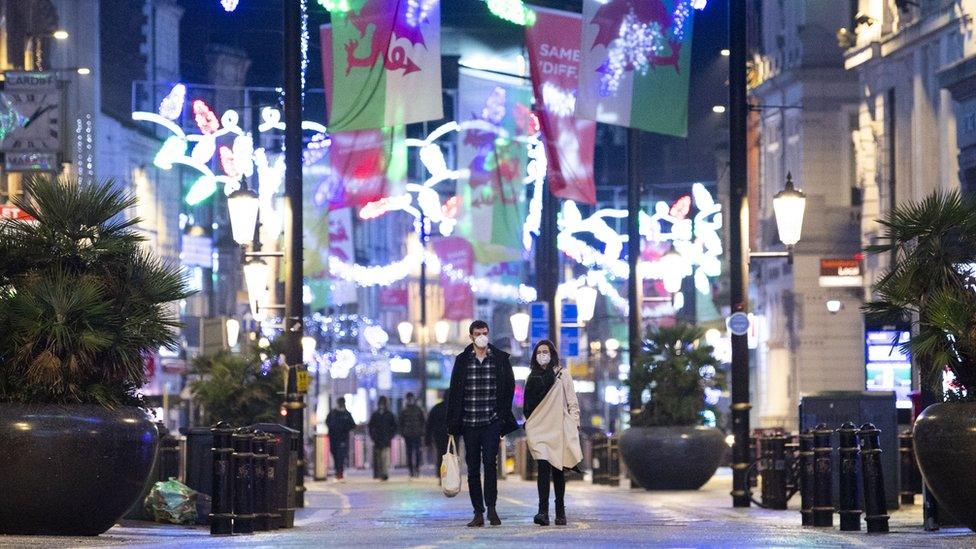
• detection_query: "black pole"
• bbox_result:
[419,211,428,407]
[282,0,306,509]
[627,128,641,406]
[537,175,559,344]
[728,0,752,509]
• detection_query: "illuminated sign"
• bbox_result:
[864,329,912,409]
[820,258,863,288]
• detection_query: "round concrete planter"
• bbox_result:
[914,402,976,531]
[0,403,158,535]
[619,425,726,490]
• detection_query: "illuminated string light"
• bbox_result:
[221,0,240,11]
[486,0,536,26]
[541,82,576,117]
[157,84,185,120]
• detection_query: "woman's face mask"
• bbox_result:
[536,350,551,366]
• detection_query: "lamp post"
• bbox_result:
[729,1,807,507]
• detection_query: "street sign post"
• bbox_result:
[530,302,549,348]
[560,303,580,358]
[727,312,750,337]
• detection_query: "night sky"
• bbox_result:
[177,0,729,187]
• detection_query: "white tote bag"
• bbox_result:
[441,435,462,497]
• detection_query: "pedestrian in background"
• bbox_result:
[368,396,397,481]
[325,397,356,481]
[446,320,518,527]
[399,392,426,478]
[523,340,582,526]
[426,391,450,480]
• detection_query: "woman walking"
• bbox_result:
[523,340,582,526]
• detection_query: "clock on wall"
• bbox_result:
[0,71,64,172]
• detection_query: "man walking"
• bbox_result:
[398,392,426,478]
[325,397,356,481]
[446,320,517,527]
[368,396,397,481]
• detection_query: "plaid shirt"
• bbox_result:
[463,349,498,428]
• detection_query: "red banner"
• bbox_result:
[525,7,597,205]
[323,126,406,211]
[432,237,474,321]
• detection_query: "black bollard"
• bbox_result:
[784,434,800,496]
[859,423,890,533]
[252,432,269,531]
[266,435,282,529]
[812,423,833,527]
[760,434,788,510]
[210,422,235,536]
[899,430,918,505]
[837,422,862,531]
[156,422,180,482]
[799,430,814,526]
[232,428,256,534]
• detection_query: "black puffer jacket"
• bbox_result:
[398,404,426,439]
[368,408,397,448]
[445,344,517,436]
[523,366,557,420]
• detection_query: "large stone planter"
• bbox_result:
[913,402,976,531]
[619,425,725,490]
[0,403,158,535]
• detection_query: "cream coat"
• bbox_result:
[524,366,583,470]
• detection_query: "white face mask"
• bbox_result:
[536,352,551,366]
[474,334,489,348]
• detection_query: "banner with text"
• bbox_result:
[320,2,442,132]
[456,68,533,263]
[577,0,702,137]
[525,7,597,205]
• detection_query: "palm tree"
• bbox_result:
[864,191,976,397]
[0,175,190,408]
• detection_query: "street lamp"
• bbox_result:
[243,258,271,317]
[510,312,530,344]
[397,321,414,345]
[225,318,241,348]
[658,246,688,294]
[434,320,451,345]
[301,336,317,363]
[772,172,807,247]
[227,185,260,246]
[605,338,620,358]
[576,286,598,324]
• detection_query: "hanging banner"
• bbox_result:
[525,7,597,205]
[323,126,407,211]
[320,2,442,132]
[456,68,533,263]
[432,237,474,321]
[304,170,331,310]
[577,0,703,137]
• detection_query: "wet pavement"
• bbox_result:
[3,468,975,548]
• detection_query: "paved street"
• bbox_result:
[3,468,975,548]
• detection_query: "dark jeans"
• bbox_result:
[330,438,348,477]
[462,420,502,513]
[405,436,423,477]
[536,459,565,514]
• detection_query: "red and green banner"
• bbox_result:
[525,7,597,205]
[322,126,407,211]
[320,1,442,132]
[577,0,700,137]
[456,68,534,263]
[432,237,474,320]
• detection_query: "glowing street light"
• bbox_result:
[227,185,260,246]
[243,258,270,316]
[225,318,240,348]
[434,320,451,344]
[772,172,807,247]
[397,321,414,345]
[509,312,530,343]
[576,286,598,323]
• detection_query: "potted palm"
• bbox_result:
[0,176,189,535]
[864,191,976,530]
[188,347,286,426]
[619,323,726,490]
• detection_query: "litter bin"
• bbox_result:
[182,427,214,497]
[251,423,299,528]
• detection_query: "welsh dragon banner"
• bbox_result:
[577,0,705,137]
[456,68,534,263]
[320,0,443,132]
[525,8,597,205]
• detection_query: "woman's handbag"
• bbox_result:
[559,371,584,469]
[441,435,462,497]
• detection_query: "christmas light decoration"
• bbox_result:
[486,0,536,26]
[317,0,351,13]
[192,100,220,134]
[221,0,240,12]
[158,84,186,121]
[541,82,576,117]
[406,0,439,27]
[185,176,218,206]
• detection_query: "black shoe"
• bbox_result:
[467,513,484,527]
[487,507,501,526]
[554,513,567,526]
[569,464,585,475]
[533,512,550,526]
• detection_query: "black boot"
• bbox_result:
[487,507,501,526]
[467,512,484,527]
[554,502,566,526]
[533,506,550,526]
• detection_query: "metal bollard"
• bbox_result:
[837,422,862,531]
[799,430,814,526]
[784,434,800,496]
[859,423,890,533]
[252,432,269,531]
[157,421,180,482]
[760,434,788,510]
[899,430,919,505]
[812,423,833,527]
[209,422,235,536]
[266,435,282,529]
[232,428,256,534]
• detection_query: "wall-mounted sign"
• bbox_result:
[864,329,912,409]
[819,258,863,287]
